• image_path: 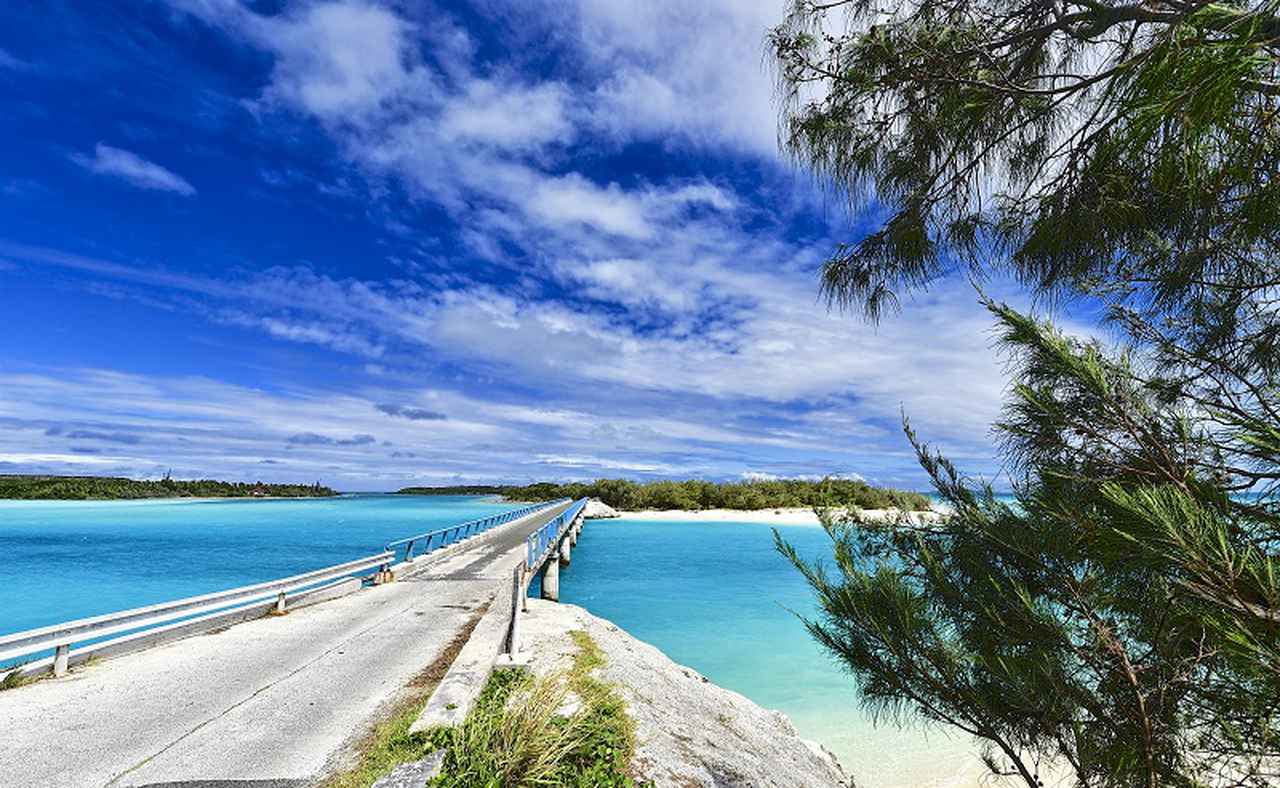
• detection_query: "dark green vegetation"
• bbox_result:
[429,630,638,787]
[774,1,1280,786]
[0,475,337,500]
[397,485,508,496]
[400,477,931,512]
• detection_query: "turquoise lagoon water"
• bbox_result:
[0,494,518,636]
[1,496,981,786]
[560,517,982,788]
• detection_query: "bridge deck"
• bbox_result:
[0,500,573,788]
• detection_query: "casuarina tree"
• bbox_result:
[771,0,1280,784]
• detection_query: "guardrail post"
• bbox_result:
[507,564,523,656]
[274,590,287,615]
[53,644,69,677]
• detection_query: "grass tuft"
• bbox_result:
[429,629,641,787]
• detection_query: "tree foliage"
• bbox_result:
[774,0,1280,339]
[399,477,932,512]
[0,475,337,500]
[772,0,1280,785]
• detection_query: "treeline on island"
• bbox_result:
[399,478,932,512]
[0,475,338,500]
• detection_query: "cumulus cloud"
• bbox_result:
[69,144,197,196]
[561,0,786,156]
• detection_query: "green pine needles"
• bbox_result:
[772,0,1280,785]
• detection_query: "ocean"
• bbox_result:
[558,516,981,787]
[0,495,979,785]
[0,494,518,636]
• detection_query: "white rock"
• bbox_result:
[518,601,851,788]
[582,499,621,519]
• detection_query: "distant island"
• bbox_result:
[398,478,932,512]
[0,475,339,500]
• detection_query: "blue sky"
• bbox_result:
[0,1,1035,491]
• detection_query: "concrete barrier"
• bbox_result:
[409,595,514,733]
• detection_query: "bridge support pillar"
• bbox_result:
[559,538,571,566]
[541,557,560,602]
[570,521,579,546]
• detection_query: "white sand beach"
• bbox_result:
[608,506,940,526]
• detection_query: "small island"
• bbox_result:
[398,477,932,512]
[0,475,339,500]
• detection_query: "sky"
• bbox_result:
[0,0,1040,491]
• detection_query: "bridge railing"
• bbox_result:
[385,499,568,563]
[1,498,569,679]
[525,498,587,571]
[0,550,395,677]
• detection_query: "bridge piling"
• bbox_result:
[541,556,560,601]
[559,537,571,566]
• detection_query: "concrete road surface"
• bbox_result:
[0,501,571,788]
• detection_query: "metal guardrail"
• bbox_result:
[385,499,567,563]
[1,499,569,678]
[525,498,587,571]
[0,551,394,676]
[505,498,589,658]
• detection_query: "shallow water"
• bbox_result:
[1,497,982,785]
[0,494,518,636]
[559,517,982,788]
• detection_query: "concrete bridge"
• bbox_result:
[0,498,590,788]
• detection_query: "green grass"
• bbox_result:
[428,630,641,787]
[320,626,641,788]
[0,668,32,691]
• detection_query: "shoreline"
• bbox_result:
[0,494,340,503]
[520,599,988,788]
[606,506,941,526]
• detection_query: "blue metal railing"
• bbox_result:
[525,498,587,570]
[384,499,569,563]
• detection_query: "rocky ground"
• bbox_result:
[519,600,852,788]
[582,498,621,518]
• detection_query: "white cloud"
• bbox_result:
[0,366,933,487]
[536,454,668,473]
[42,0,1043,488]
[69,144,197,196]
[561,0,786,156]
[256,2,419,119]
[438,80,575,149]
